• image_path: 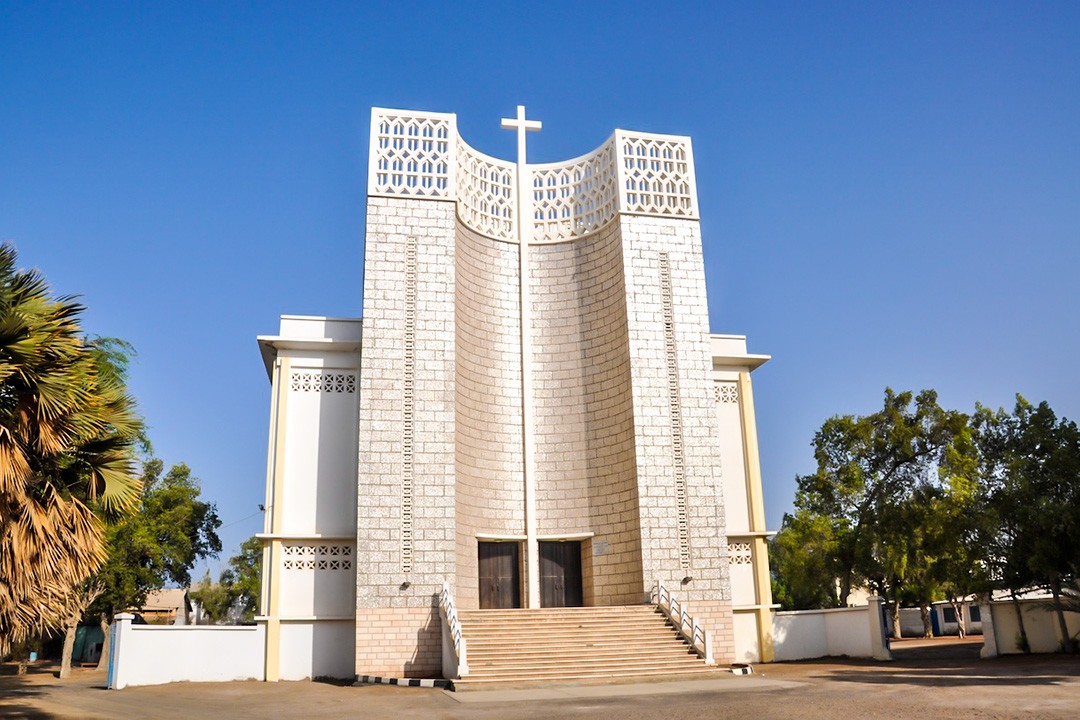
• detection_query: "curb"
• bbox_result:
[354,675,452,689]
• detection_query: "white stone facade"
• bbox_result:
[256,108,775,680]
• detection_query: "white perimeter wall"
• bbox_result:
[899,607,926,637]
[279,620,355,680]
[109,619,265,689]
[732,611,760,663]
[772,601,888,661]
[985,599,1080,655]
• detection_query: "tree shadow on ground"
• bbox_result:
[788,644,1080,688]
[0,703,58,719]
[0,668,59,719]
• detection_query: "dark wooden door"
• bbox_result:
[540,541,583,608]
[478,542,521,609]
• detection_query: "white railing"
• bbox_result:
[652,581,714,665]
[439,582,469,678]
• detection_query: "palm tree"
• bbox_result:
[0,244,142,655]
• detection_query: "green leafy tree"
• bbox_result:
[85,459,221,668]
[786,388,970,635]
[988,399,1080,653]
[0,245,142,655]
[927,427,991,639]
[974,402,1037,649]
[189,573,234,623]
[190,535,262,624]
[770,510,842,610]
[222,535,262,622]
[886,487,944,637]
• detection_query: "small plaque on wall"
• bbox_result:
[593,540,610,557]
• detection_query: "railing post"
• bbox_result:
[651,580,715,666]
[458,636,469,676]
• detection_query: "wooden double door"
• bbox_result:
[477,540,583,609]
[539,541,583,608]
[478,542,521,610]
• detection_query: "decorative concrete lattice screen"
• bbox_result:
[714,382,739,404]
[368,108,698,242]
[531,143,618,242]
[290,372,356,393]
[658,252,690,572]
[728,542,753,565]
[456,139,516,241]
[281,543,354,571]
[400,236,417,573]
[616,133,696,217]
[368,109,455,199]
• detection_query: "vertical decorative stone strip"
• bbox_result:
[658,252,690,571]
[401,236,417,573]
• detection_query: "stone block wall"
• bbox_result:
[355,606,442,677]
[621,214,734,659]
[356,197,457,676]
[454,223,525,607]
[529,222,644,605]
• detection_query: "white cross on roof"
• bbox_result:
[501,105,542,168]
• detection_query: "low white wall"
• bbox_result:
[108,614,265,689]
[732,611,761,663]
[983,599,1080,656]
[279,620,354,680]
[772,598,890,662]
[825,607,873,657]
[773,609,825,660]
[900,608,925,638]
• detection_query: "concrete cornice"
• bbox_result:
[256,335,362,380]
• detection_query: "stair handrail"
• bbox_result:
[439,581,469,677]
[652,581,715,665]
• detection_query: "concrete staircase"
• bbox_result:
[454,605,717,688]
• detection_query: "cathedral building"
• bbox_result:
[255,107,774,682]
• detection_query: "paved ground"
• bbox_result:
[3,639,1079,719]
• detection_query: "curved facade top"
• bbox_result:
[367,107,698,243]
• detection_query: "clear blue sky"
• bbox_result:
[3,2,1078,577]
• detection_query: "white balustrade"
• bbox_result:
[439,581,469,678]
[653,581,714,665]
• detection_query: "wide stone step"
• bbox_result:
[460,617,660,626]
[469,642,698,657]
[462,618,664,628]
[453,605,710,687]
[468,630,681,640]
[466,634,694,648]
[456,666,720,686]
[462,619,656,626]
[468,634,686,651]
[465,627,683,640]
[469,652,701,670]
[466,617,669,626]
[460,606,649,614]
[465,661,711,679]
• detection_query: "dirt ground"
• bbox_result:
[3,639,1079,720]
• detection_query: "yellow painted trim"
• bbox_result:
[270,357,290,533]
[262,357,290,682]
[737,372,775,662]
[265,538,284,681]
[752,537,775,662]
[737,372,767,532]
